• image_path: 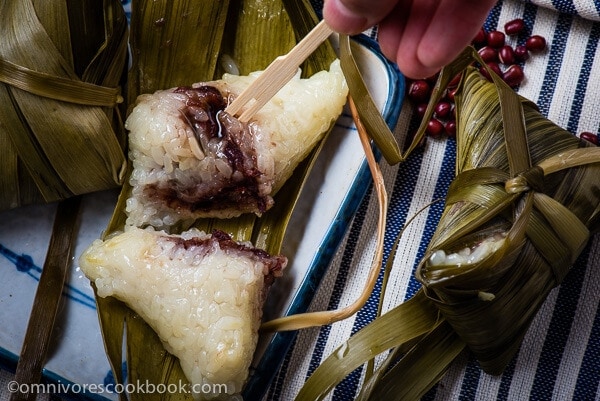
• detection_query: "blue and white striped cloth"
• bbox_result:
[266,1,600,400]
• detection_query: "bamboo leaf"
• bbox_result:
[295,291,440,401]
[127,0,231,100]
[0,0,128,208]
[339,34,402,165]
[11,197,82,401]
[363,321,465,401]
[219,0,296,77]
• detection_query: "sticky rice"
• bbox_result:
[80,227,286,399]
[81,60,346,397]
[125,60,348,229]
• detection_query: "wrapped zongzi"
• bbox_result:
[416,65,600,374]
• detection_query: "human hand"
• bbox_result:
[323,0,497,79]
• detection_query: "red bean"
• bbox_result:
[526,35,547,52]
[472,27,487,47]
[426,118,445,138]
[486,30,506,48]
[484,62,502,78]
[407,130,427,148]
[444,120,457,138]
[504,18,526,35]
[514,45,529,62]
[580,131,599,145]
[478,46,498,63]
[498,45,515,65]
[415,103,428,118]
[426,72,440,85]
[408,80,431,103]
[503,64,525,87]
[446,88,458,103]
[434,101,453,119]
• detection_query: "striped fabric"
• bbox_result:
[266,1,600,400]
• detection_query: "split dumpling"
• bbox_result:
[125,60,348,229]
[81,61,347,398]
[80,227,286,398]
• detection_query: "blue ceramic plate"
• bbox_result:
[0,35,403,401]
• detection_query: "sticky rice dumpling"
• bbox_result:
[415,66,600,374]
[80,226,286,398]
[124,60,348,230]
[81,59,348,398]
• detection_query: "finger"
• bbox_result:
[379,0,495,78]
[416,0,496,70]
[322,0,399,34]
[378,0,439,78]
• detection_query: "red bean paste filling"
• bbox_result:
[167,229,287,287]
[145,85,272,214]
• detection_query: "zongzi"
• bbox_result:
[125,60,348,229]
[80,226,286,398]
[416,65,600,375]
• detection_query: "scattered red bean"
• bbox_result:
[526,35,547,52]
[426,72,440,84]
[580,131,599,145]
[473,27,487,47]
[502,64,525,87]
[486,30,506,48]
[407,130,428,149]
[444,120,457,138]
[478,46,499,63]
[504,18,526,35]
[404,19,547,140]
[482,62,502,79]
[426,119,445,138]
[514,45,529,62]
[446,88,458,103]
[448,73,463,88]
[415,103,428,118]
[408,80,431,103]
[434,101,453,119]
[498,45,515,64]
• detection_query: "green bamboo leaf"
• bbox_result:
[363,321,464,401]
[218,0,296,77]
[295,291,440,401]
[339,34,402,165]
[127,0,231,100]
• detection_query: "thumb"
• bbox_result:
[323,0,398,34]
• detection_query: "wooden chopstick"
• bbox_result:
[224,20,333,123]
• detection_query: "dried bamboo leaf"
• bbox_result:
[0,0,128,208]
[12,196,82,400]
